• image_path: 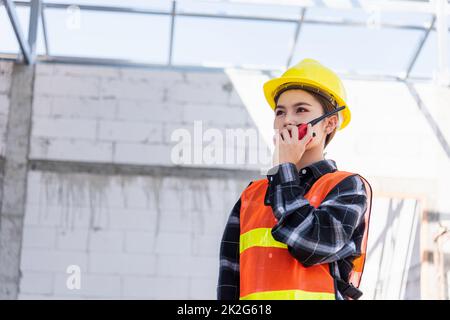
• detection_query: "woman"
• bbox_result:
[217,58,373,300]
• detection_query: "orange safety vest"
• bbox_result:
[239,171,372,300]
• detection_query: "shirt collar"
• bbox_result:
[263,159,338,207]
[299,159,338,180]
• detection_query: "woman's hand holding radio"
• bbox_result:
[272,123,315,168]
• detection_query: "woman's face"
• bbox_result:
[273,89,338,150]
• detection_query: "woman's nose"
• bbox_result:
[283,113,297,127]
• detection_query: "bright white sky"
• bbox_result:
[0,0,449,78]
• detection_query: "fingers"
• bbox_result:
[302,123,314,145]
[280,128,291,142]
[273,130,281,146]
[289,124,299,141]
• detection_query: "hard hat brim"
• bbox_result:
[263,76,351,130]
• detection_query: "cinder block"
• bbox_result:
[20,250,88,273]
[187,256,218,278]
[54,273,121,298]
[116,100,182,123]
[108,208,157,231]
[192,234,220,257]
[124,231,156,254]
[34,75,100,97]
[167,83,230,105]
[32,117,97,140]
[154,233,191,255]
[24,204,91,230]
[30,137,113,162]
[196,212,228,236]
[19,272,54,295]
[189,277,216,299]
[35,64,54,76]
[100,78,165,100]
[98,120,163,143]
[88,252,156,275]
[88,230,124,253]
[158,191,190,212]
[156,255,217,278]
[92,178,126,209]
[184,72,231,86]
[122,276,189,299]
[53,64,120,78]
[21,226,56,249]
[183,103,247,126]
[32,96,52,116]
[51,96,116,119]
[55,228,89,251]
[119,183,153,210]
[158,211,192,234]
[113,143,172,166]
[156,255,192,277]
[163,122,199,145]
[120,68,184,83]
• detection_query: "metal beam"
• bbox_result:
[404,81,450,159]
[27,0,41,64]
[28,54,432,81]
[4,0,32,64]
[168,1,176,66]
[40,2,49,55]
[227,0,436,14]
[286,8,306,68]
[404,16,436,80]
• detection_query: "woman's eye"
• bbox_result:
[275,110,284,116]
[297,108,307,113]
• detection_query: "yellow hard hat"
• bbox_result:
[263,58,351,130]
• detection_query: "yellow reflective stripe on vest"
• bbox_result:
[240,228,287,254]
[240,289,336,300]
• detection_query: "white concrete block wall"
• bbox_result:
[15,63,259,299]
[0,62,13,157]
[30,64,258,169]
[19,170,249,299]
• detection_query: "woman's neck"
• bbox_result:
[295,146,325,172]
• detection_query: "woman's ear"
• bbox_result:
[325,115,338,134]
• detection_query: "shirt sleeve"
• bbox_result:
[267,162,368,267]
[217,197,241,300]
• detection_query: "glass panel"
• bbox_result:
[306,7,433,28]
[44,7,171,62]
[410,30,450,79]
[36,8,47,55]
[0,5,30,54]
[43,0,171,12]
[291,24,424,76]
[173,16,296,68]
[305,7,372,24]
[176,0,303,20]
[379,12,433,28]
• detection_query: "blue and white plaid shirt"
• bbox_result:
[217,159,369,300]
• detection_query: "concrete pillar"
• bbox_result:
[0,64,34,299]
